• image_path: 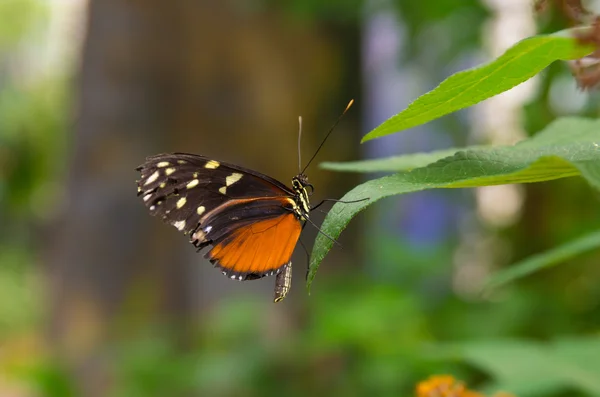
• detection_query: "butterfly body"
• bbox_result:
[136,153,311,301]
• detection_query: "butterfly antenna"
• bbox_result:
[297,116,303,173]
[300,99,354,174]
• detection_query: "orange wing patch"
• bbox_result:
[208,213,302,278]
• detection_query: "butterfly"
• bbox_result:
[136,100,353,302]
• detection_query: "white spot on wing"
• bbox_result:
[165,168,176,176]
[145,171,159,185]
[186,179,199,189]
[192,229,205,241]
[197,206,206,215]
[219,186,227,194]
[204,226,212,233]
[177,160,186,164]
[205,160,220,169]
[149,205,155,211]
[173,220,186,230]
[143,193,153,201]
[176,197,187,209]
[157,161,170,168]
[226,173,243,186]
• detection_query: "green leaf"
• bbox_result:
[484,229,600,292]
[361,30,594,143]
[320,146,488,173]
[438,339,600,396]
[307,117,600,291]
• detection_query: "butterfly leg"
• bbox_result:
[310,197,369,212]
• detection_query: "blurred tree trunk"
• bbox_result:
[44,0,352,395]
[44,1,193,395]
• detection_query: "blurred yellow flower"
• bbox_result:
[416,375,515,397]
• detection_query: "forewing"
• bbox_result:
[136,153,293,235]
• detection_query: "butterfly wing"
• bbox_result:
[205,212,301,280]
[137,153,295,234]
[136,153,302,280]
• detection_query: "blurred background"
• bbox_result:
[1,0,600,396]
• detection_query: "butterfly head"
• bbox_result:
[291,174,312,217]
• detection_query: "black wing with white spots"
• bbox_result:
[136,152,295,236]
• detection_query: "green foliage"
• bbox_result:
[268,0,363,21]
[305,13,600,396]
[16,362,75,397]
[109,290,432,397]
[0,2,71,394]
[393,0,488,66]
[106,287,600,397]
[484,229,600,292]
[309,118,600,289]
[0,79,70,215]
[0,0,46,50]
[0,247,39,337]
[0,0,67,337]
[0,0,69,222]
[361,31,594,142]
[321,146,489,172]
[114,333,200,397]
[437,338,600,396]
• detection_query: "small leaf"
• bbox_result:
[308,117,600,291]
[361,30,594,142]
[484,229,600,291]
[320,146,488,173]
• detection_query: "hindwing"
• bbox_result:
[203,212,301,280]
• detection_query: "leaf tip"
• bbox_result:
[360,132,373,143]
